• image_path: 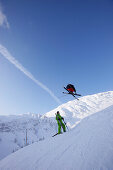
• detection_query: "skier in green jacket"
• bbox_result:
[56,111,66,134]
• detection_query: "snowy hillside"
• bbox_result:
[0,91,113,162]
[0,113,57,160]
[45,91,113,127]
[0,104,113,170]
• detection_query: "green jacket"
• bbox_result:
[56,114,64,124]
[56,113,66,134]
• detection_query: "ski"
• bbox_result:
[63,87,80,100]
[74,93,81,96]
[64,87,81,96]
[52,132,62,137]
[72,94,79,100]
[63,92,81,96]
[52,133,59,137]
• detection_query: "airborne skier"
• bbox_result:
[66,84,76,93]
[63,83,81,100]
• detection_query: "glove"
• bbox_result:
[62,117,64,121]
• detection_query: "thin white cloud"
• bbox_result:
[0,44,61,104]
[0,8,9,28]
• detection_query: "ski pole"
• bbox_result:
[63,120,69,131]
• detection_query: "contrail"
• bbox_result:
[0,44,61,104]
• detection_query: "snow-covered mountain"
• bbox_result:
[0,91,113,169]
[0,113,57,160]
[45,91,113,127]
[0,98,113,170]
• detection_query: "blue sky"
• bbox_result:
[0,0,113,115]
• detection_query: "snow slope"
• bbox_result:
[0,104,113,170]
[0,91,113,162]
[45,91,113,127]
[0,113,57,160]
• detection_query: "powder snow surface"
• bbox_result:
[0,101,113,170]
[0,92,113,170]
[45,91,113,127]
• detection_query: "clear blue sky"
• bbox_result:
[0,0,113,115]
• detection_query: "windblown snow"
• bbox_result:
[0,91,113,170]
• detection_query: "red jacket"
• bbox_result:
[67,88,75,92]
